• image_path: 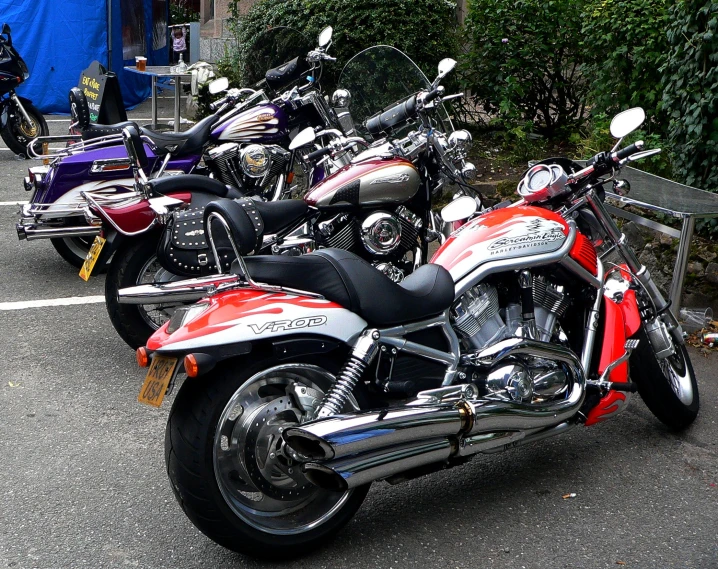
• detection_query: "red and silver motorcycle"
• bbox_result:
[136,107,698,558]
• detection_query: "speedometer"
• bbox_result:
[516,163,569,203]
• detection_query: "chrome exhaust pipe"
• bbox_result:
[285,339,585,489]
[117,275,240,305]
[16,224,101,241]
[303,439,453,492]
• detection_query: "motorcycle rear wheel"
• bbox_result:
[51,234,110,272]
[629,325,699,430]
[165,355,369,558]
[106,237,181,349]
[1,99,48,157]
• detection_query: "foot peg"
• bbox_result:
[587,339,640,392]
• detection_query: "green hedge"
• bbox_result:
[223,0,460,92]
[662,1,718,191]
[462,0,591,137]
[581,0,670,127]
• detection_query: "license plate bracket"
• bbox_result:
[138,354,178,407]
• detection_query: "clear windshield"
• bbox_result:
[337,45,453,139]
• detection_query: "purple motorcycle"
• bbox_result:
[16,27,348,269]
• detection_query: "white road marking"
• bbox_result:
[0,295,105,311]
[0,201,28,205]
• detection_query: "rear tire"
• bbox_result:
[1,99,48,157]
[51,233,109,272]
[165,355,369,558]
[105,237,181,349]
[630,325,699,430]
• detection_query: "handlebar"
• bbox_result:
[305,147,333,161]
[613,140,644,161]
[365,95,418,135]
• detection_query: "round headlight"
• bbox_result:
[448,129,472,152]
[239,144,271,178]
[331,89,351,108]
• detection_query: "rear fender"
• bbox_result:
[146,288,367,355]
[90,191,192,235]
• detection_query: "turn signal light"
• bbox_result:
[287,171,294,184]
[184,354,199,378]
[136,347,149,368]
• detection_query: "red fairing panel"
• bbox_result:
[147,288,368,353]
[585,297,630,426]
[430,206,570,281]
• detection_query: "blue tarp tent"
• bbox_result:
[2,0,168,114]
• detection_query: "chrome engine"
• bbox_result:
[317,206,422,281]
[452,276,573,404]
[205,142,290,196]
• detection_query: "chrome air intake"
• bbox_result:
[284,338,585,491]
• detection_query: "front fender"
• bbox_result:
[147,288,367,354]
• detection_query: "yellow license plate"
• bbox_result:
[78,236,106,281]
[138,355,178,407]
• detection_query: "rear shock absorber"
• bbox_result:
[313,329,380,419]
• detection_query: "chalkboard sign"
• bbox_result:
[78,61,127,125]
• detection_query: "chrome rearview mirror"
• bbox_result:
[318,26,333,48]
[289,127,316,151]
[208,77,229,95]
[433,58,457,86]
[441,195,478,223]
[610,107,646,138]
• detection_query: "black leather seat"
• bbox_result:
[81,120,140,141]
[148,174,243,199]
[254,200,310,234]
[237,249,456,327]
[139,114,219,157]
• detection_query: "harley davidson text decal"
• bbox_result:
[487,218,565,256]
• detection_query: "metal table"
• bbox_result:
[124,65,192,132]
[603,166,718,313]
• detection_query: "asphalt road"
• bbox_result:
[0,112,716,569]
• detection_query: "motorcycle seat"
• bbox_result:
[81,121,140,141]
[147,174,243,199]
[202,199,454,326]
[252,199,310,234]
[239,250,456,327]
[139,115,219,157]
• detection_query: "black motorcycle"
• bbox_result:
[0,23,48,156]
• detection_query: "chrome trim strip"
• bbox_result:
[18,225,101,241]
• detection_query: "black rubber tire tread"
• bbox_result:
[164,355,370,559]
[105,237,162,349]
[629,326,699,430]
[1,99,48,157]
[50,234,109,272]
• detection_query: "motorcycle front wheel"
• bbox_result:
[1,98,48,157]
[629,324,699,430]
[165,355,369,559]
[105,237,181,349]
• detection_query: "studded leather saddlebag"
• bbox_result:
[156,206,236,277]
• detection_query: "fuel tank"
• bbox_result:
[213,103,288,143]
[304,157,420,208]
[431,206,572,281]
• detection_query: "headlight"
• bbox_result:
[448,130,472,154]
[166,303,210,334]
[331,89,351,108]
